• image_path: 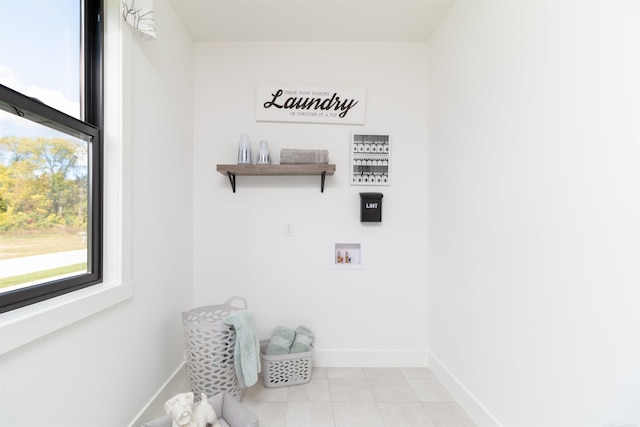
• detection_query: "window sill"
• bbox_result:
[0,280,132,355]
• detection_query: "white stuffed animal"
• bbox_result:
[164,392,222,427]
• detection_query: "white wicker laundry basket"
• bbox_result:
[260,340,313,388]
[182,297,247,399]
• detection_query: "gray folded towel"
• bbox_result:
[280,149,329,164]
[290,325,314,354]
[265,326,296,355]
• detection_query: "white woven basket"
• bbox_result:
[260,340,313,388]
[182,297,247,399]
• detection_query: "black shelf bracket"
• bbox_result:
[320,171,327,193]
[226,171,236,193]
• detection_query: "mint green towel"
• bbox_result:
[290,325,314,354]
[265,326,295,355]
[223,310,260,388]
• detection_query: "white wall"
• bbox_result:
[193,42,429,366]
[0,2,194,426]
[427,1,639,426]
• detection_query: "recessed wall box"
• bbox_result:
[360,192,383,222]
[332,242,363,268]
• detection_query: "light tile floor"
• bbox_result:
[240,367,477,427]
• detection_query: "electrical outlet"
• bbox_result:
[284,223,294,237]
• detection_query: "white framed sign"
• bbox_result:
[256,86,366,125]
[351,133,390,186]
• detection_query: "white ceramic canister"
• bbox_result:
[237,133,251,164]
[256,140,271,165]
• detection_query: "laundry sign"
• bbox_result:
[256,86,366,125]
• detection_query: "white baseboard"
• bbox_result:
[428,352,503,427]
[313,349,429,367]
[128,362,189,427]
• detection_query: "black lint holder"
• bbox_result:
[360,192,383,222]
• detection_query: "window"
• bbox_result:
[0,0,103,313]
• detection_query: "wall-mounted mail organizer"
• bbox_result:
[351,133,390,186]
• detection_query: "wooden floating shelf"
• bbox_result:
[216,164,336,193]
